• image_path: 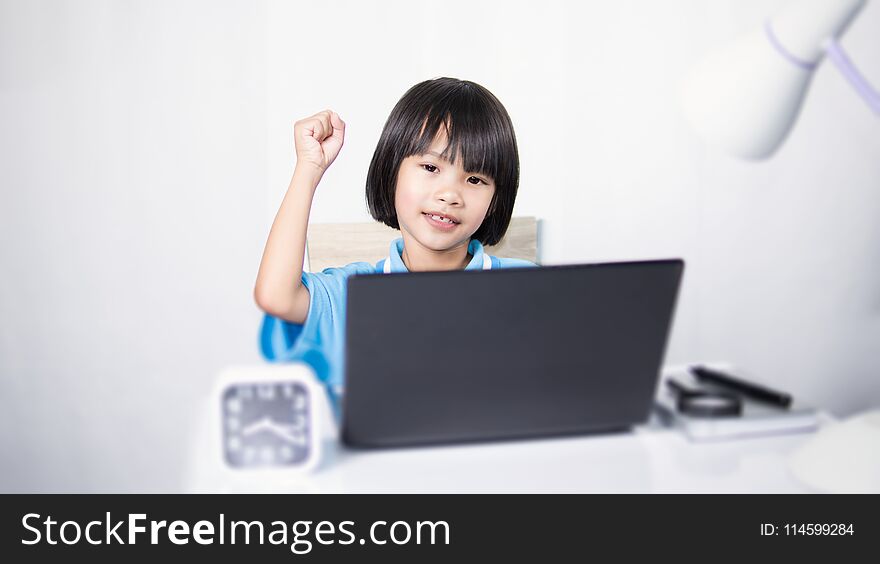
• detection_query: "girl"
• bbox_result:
[254,77,535,396]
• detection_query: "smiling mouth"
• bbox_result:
[422,212,459,224]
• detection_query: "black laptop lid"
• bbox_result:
[342,259,684,448]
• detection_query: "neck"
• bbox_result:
[400,235,472,272]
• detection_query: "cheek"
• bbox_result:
[472,190,496,221]
[394,178,418,217]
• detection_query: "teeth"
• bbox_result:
[429,214,454,224]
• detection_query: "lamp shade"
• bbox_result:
[680,0,866,159]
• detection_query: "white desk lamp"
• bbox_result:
[680,0,880,493]
[680,0,877,159]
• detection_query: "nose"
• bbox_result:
[434,185,463,207]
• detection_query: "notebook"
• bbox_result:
[654,363,821,441]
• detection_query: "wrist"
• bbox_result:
[293,161,326,180]
[293,162,325,185]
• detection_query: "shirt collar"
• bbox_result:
[380,238,489,273]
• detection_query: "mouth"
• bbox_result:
[422,211,460,224]
[422,212,459,231]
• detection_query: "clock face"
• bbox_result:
[221,381,311,468]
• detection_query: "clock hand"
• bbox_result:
[267,426,308,446]
[241,416,307,445]
[241,416,274,437]
[265,416,307,445]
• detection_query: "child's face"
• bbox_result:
[394,130,496,252]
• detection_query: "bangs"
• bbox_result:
[407,110,502,182]
[395,81,517,186]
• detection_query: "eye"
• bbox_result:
[421,163,438,173]
[467,176,488,185]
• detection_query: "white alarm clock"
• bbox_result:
[209,364,333,478]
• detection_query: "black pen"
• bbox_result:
[690,365,793,408]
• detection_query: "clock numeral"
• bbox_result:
[287,431,308,447]
[258,446,276,464]
[225,398,242,414]
[293,393,307,411]
[257,384,276,400]
[290,413,307,430]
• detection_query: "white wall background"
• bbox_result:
[1,0,878,492]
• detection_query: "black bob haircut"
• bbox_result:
[365,77,519,247]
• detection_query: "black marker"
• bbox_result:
[690,365,793,409]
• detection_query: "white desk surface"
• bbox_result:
[184,407,831,494]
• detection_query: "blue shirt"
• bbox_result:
[259,237,536,394]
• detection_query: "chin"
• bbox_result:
[407,223,471,250]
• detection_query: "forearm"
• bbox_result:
[254,165,323,312]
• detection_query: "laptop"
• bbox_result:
[341,259,684,448]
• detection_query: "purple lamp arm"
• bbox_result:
[824,38,880,114]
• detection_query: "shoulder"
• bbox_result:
[301,261,377,292]
[308,261,376,279]
[490,256,539,269]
